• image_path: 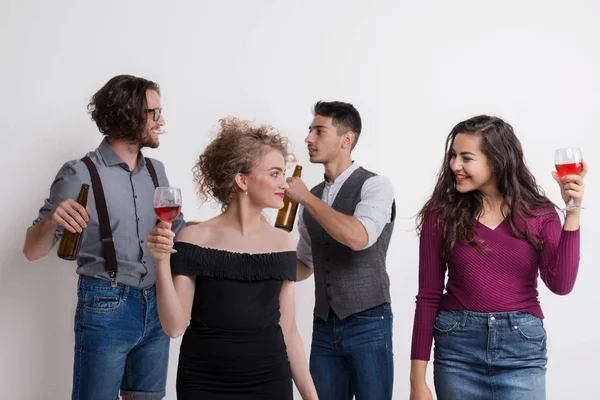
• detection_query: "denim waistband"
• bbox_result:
[78,276,156,300]
[439,310,541,327]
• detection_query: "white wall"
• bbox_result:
[1,1,598,398]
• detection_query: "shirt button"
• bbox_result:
[325,257,330,262]
[326,283,331,288]
[135,195,138,199]
[140,240,144,244]
[327,296,332,301]
[142,260,146,264]
[325,270,331,275]
[137,218,140,222]
[490,316,496,321]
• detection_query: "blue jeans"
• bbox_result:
[433,310,548,400]
[309,304,394,400]
[72,277,170,400]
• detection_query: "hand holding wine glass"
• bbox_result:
[149,187,182,256]
[553,147,587,211]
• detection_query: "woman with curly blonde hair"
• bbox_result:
[147,117,318,400]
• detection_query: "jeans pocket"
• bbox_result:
[515,319,547,341]
[433,311,461,333]
[84,294,122,312]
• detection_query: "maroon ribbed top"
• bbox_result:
[411,207,580,360]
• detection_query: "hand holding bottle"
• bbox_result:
[50,196,91,233]
[56,184,90,260]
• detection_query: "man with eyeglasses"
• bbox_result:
[23,74,185,400]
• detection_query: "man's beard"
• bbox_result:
[139,131,160,149]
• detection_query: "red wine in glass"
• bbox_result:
[554,148,583,211]
[153,187,182,253]
[154,205,181,222]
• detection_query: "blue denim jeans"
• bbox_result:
[433,310,548,400]
[72,277,170,400]
[309,304,394,400]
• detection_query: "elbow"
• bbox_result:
[552,286,575,296]
[296,267,314,282]
[348,238,368,251]
[163,326,186,339]
[23,246,41,262]
[161,321,188,338]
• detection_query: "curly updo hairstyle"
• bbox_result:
[193,117,295,211]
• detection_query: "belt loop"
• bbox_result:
[122,285,129,301]
[508,313,518,330]
[460,311,468,327]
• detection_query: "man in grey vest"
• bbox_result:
[285,101,396,400]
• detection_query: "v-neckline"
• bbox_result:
[477,218,506,231]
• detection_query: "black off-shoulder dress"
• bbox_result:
[170,241,296,400]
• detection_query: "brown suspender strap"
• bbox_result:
[145,158,160,188]
[80,156,160,287]
[81,156,118,287]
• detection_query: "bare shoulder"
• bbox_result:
[263,224,297,252]
[176,219,218,246]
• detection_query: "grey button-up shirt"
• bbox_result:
[33,138,185,288]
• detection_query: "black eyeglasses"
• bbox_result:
[145,107,162,122]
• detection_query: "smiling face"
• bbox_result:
[139,89,165,149]
[450,133,496,195]
[244,147,289,209]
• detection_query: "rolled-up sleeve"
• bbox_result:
[354,175,395,249]
[296,205,313,268]
[32,161,83,247]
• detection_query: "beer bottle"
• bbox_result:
[275,165,302,232]
[57,184,89,260]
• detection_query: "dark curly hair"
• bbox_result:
[193,117,295,211]
[417,115,554,260]
[87,75,160,141]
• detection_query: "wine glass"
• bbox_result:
[153,187,182,253]
[554,147,584,211]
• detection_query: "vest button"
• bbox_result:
[325,241,330,246]
[325,270,331,274]
[327,296,332,301]
[325,257,330,262]
[326,283,331,288]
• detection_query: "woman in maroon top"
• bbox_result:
[409,115,587,400]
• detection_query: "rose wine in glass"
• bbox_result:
[153,187,182,253]
[554,147,583,211]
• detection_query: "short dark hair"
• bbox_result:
[313,101,362,148]
[88,75,160,141]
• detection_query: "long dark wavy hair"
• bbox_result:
[88,74,159,141]
[417,115,554,260]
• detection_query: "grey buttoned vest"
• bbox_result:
[304,167,395,320]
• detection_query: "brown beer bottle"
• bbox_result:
[57,184,89,260]
[275,165,302,232]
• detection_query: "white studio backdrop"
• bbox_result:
[1,1,598,399]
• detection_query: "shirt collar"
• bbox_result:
[324,161,359,185]
[97,137,145,169]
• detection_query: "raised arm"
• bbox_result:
[148,222,196,338]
